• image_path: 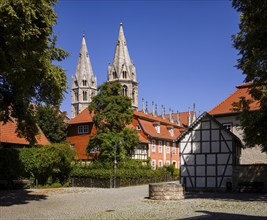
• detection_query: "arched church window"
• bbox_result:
[83,91,87,101]
[132,89,135,103]
[82,80,87,86]
[113,72,117,79]
[74,90,79,101]
[122,85,128,97]
[123,71,127,79]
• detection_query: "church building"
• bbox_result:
[71,23,137,119]
[71,34,97,118]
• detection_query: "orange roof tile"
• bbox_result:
[68,108,93,124]
[209,83,260,115]
[165,111,193,127]
[0,120,50,146]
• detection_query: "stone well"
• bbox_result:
[149,182,184,200]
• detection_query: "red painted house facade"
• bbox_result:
[66,107,196,169]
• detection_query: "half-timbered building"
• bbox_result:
[177,112,242,190]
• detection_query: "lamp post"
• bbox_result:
[114,143,117,188]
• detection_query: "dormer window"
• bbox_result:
[156,125,160,134]
[167,126,174,137]
[169,128,174,137]
[153,122,160,134]
[136,125,141,131]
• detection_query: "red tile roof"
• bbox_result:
[68,108,93,124]
[0,120,50,146]
[209,83,260,115]
[134,111,182,141]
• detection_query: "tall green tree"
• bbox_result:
[0,0,68,144]
[87,82,139,161]
[36,105,68,143]
[232,0,267,152]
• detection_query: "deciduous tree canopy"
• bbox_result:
[232,0,267,152]
[36,105,68,144]
[0,0,68,144]
[87,82,139,161]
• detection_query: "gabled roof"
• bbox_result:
[176,112,242,146]
[209,83,260,116]
[0,120,50,146]
[68,108,93,125]
[134,111,182,141]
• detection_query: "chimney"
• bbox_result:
[145,101,149,114]
[176,110,181,127]
[152,101,155,116]
[192,103,197,122]
[142,98,145,113]
[161,105,165,119]
[188,107,191,126]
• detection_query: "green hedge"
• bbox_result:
[71,160,179,182]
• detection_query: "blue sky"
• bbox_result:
[54,0,244,117]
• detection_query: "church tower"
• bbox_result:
[108,23,138,109]
[71,34,97,118]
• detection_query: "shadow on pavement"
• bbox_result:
[0,189,47,206]
[185,192,267,202]
[177,210,267,220]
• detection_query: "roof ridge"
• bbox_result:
[209,86,238,114]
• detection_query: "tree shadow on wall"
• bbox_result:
[0,190,47,206]
[177,211,267,220]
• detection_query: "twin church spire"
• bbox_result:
[108,23,138,109]
[71,23,138,118]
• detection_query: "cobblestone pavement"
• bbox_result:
[0,185,266,220]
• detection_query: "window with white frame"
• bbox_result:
[158,141,162,153]
[223,123,232,131]
[78,125,89,134]
[166,142,170,154]
[152,160,156,170]
[158,160,163,168]
[172,143,176,154]
[151,140,156,152]
[165,160,170,166]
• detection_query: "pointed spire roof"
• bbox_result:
[111,23,134,76]
[74,34,95,83]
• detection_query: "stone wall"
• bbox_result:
[233,164,267,192]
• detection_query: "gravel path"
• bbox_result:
[0,185,266,220]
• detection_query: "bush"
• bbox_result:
[0,144,75,186]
